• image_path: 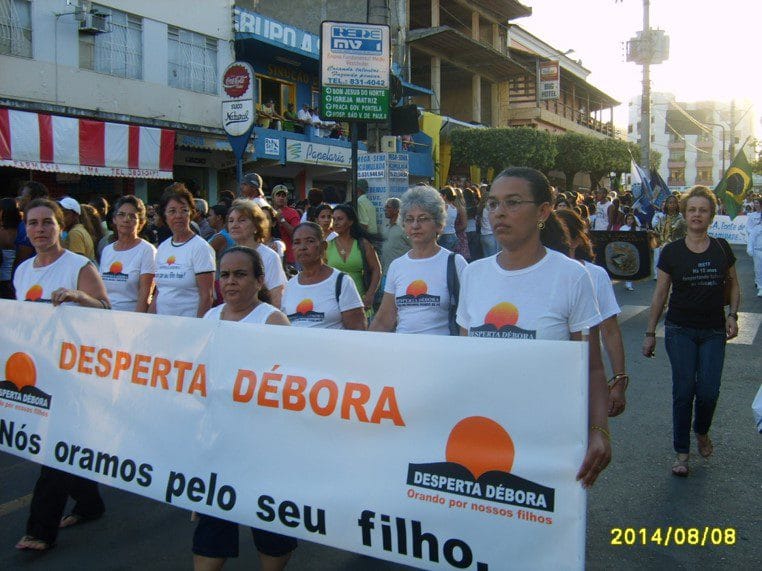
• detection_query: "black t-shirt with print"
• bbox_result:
[658,237,735,329]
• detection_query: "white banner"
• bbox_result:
[708,215,748,245]
[0,301,588,570]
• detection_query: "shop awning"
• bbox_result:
[0,108,175,179]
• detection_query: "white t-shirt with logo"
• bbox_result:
[457,249,601,340]
[282,268,363,329]
[255,244,287,292]
[99,240,157,312]
[384,248,467,335]
[583,261,620,321]
[14,250,90,304]
[155,235,215,317]
[204,302,278,324]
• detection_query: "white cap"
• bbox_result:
[58,197,81,215]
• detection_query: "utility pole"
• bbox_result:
[626,1,668,174]
[640,1,651,171]
[729,99,736,159]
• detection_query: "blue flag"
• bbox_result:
[631,161,655,227]
[649,168,672,208]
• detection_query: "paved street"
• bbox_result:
[1,246,759,570]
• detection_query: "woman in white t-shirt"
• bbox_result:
[227,199,287,309]
[195,246,293,568]
[152,184,216,317]
[557,208,628,418]
[282,222,366,330]
[371,186,467,335]
[99,195,156,312]
[14,199,109,552]
[456,167,611,488]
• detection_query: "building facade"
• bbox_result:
[628,92,756,190]
[1,0,235,203]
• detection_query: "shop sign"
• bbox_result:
[235,8,319,59]
[221,62,255,138]
[264,138,280,157]
[320,22,390,122]
[286,140,354,168]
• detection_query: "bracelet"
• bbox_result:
[608,373,629,391]
[590,424,611,442]
[644,331,656,337]
[728,312,738,320]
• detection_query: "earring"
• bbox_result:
[537,220,545,230]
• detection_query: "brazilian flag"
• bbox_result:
[714,145,753,219]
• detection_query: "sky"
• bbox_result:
[519,0,761,133]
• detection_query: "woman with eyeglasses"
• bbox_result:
[371,186,467,335]
[151,183,216,317]
[99,195,156,312]
[456,167,611,488]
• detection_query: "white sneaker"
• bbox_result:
[626,284,634,291]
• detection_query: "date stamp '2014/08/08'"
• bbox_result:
[610,527,736,547]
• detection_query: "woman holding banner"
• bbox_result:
[99,196,156,312]
[456,167,611,488]
[642,186,740,477]
[227,199,287,309]
[194,246,294,570]
[371,185,467,335]
[556,209,628,418]
[282,222,367,330]
[14,199,109,552]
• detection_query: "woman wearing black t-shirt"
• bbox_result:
[642,186,740,477]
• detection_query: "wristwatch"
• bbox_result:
[728,312,738,321]
[644,331,656,337]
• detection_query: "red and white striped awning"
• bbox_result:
[0,108,175,179]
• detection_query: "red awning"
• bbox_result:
[0,108,175,179]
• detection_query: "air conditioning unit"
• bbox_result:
[79,12,109,34]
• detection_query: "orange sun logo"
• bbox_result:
[5,352,37,391]
[166,256,176,265]
[109,261,123,274]
[296,299,314,314]
[406,280,428,297]
[484,302,519,329]
[25,284,43,301]
[445,416,515,479]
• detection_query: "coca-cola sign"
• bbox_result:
[223,64,251,98]
[221,62,255,137]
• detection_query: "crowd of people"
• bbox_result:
[2,170,755,565]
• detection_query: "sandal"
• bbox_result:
[15,535,54,551]
[672,454,689,477]
[696,434,713,458]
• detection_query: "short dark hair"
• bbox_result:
[25,198,65,230]
[113,195,148,233]
[0,197,21,229]
[159,182,197,222]
[219,246,270,303]
[21,181,49,200]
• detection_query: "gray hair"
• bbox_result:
[399,185,446,228]
[385,197,401,210]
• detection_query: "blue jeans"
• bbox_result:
[480,234,498,257]
[664,321,726,454]
[438,233,458,251]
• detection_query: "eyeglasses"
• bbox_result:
[485,198,539,212]
[165,208,190,217]
[403,215,434,225]
[115,211,139,221]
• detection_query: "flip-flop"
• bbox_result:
[696,434,713,458]
[15,535,54,551]
[672,454,689,477]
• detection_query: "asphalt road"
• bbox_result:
[1,245,760,570]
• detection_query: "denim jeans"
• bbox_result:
[438,233,458,251]
[480,234,498,257]
[664,321,726,453]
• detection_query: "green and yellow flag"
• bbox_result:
[714,144,753,219]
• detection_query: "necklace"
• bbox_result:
[337,237,352,256]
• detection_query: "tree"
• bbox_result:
[554,133,594,191]
[587,138,632,190]
[451,127,557,174]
